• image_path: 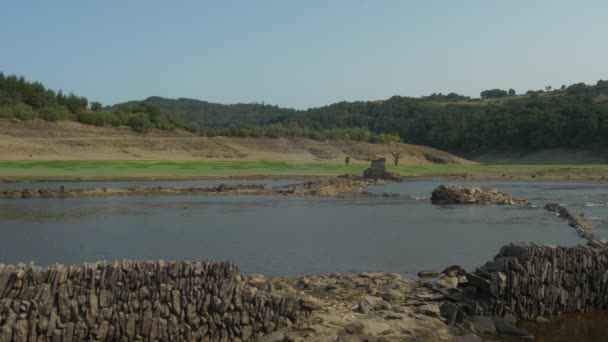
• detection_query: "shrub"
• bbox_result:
[77,111,106,126]
[152,114,174,130]
[39,106,72,122]
[128,113,153,133]
[13,103,37,120]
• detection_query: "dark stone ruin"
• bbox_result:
[463,243,608,320]
[0,261,310,341]
[362,158,400,180]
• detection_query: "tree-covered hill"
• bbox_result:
[114,81,608,154]
[3,70,608,155]
[109,96,298,128]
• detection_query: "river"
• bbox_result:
[2,179,606,276]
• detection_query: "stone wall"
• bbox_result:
[0,261,309,341]
[467,243,608,320]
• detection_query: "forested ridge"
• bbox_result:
[2,71,608,155]
[115,81,608,154]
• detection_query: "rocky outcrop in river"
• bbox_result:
[430,185,529,205]
[544,203,607,247]
[276,177,377,197]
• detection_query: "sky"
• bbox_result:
[1,0,607,109]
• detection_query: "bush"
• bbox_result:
[39,106,72,122]
[13,103,37,120]
[128,113,153,133]
[152,114,174,130]
[77,111,106,126]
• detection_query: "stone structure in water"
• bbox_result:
[362,158,400,180]
[0,261,310,341]
[463,243,608,320]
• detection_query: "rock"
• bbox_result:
[436,276,459,289]
[452,334,483,342]
[417,271,440,278]
[378,288,404,301]
[416,303,441,318]
[361,321,393,336]
[431,185,529,206]
[442,265,465,277]
[441,302,465,326]
[300,296,323,310]
[535,316,550,323]
[241,325,253,340]
[471,316,496,334]
[344,321,364,334]
[247,274,267,288]
[492,317,533,338]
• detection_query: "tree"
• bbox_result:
[390,150,402,166]
[480,89,508,99]
[545,85,552,92]
[508,88,516,96]
[90,102,102,112]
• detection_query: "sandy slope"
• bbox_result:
[0,119,472,164]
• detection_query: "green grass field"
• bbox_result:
[0,160,607,181]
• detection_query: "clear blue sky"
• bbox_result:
[1,0,607,109]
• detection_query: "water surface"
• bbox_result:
[1,179,599,277]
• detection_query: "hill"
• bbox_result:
[0,119,470,164]
[113,81,608,157]
[108,96,297,128]
[4,71,608,160]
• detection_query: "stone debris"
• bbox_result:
[276,177,390,197]
[545,202,607,247]
[430,185,529,206]
[259,272,455,341]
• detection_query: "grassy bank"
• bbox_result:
[0,160,607,182]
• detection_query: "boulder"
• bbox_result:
[430,185,529,206]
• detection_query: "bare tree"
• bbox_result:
[390,150,401,166]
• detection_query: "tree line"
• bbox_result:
[0,73,199,134]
